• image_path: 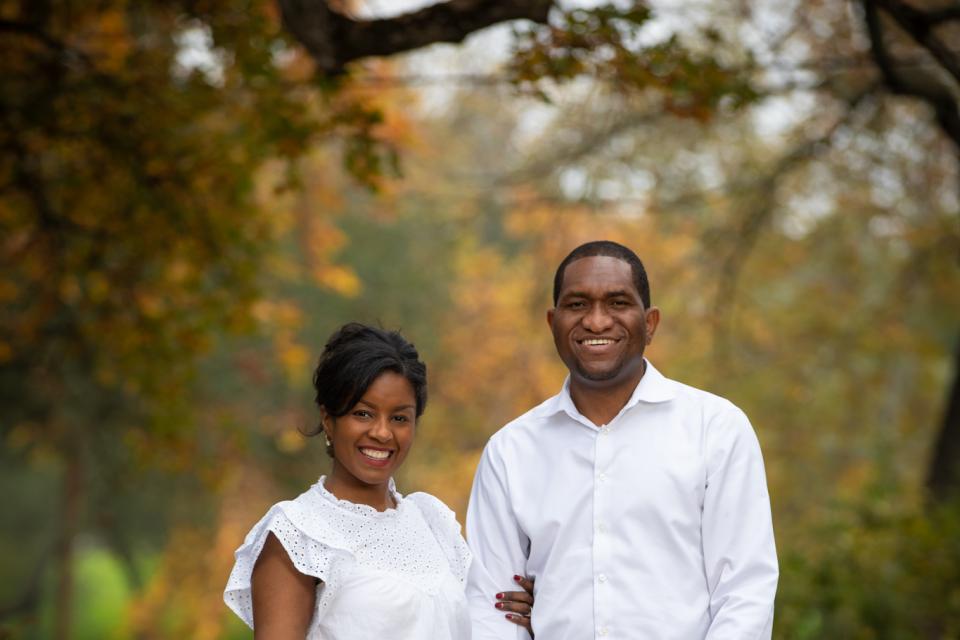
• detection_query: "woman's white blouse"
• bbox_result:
[224,476,472,639]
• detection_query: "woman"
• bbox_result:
[224,323,534,638]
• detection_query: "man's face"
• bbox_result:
[548,256,659,388]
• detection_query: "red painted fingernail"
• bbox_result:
[495,592,504,599]
[505,614,514,620]
[513,575,522,582]
[495,602,503,609]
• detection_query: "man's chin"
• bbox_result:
[575,363,621,382]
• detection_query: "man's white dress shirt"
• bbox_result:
[466,361,778,640]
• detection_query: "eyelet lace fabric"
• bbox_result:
[224,476,472,640]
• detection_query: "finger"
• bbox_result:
[495,600,532,616]
[505,613,532,632]
[513,574,535,594]
[497,590,533,605]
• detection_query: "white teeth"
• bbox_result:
[583,339,614,346]
[360,448,391,460]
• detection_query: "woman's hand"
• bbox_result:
[496,574,535,636]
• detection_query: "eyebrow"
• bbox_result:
[561,289,635,299]
[357,399,416,411]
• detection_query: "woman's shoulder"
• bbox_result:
[271,480,327,521]
[404,491,457,522]
[403,491,471,582]
[245,481,355,554]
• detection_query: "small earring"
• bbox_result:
[324,434,332,447]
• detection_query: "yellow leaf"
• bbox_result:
[276,429,306,454]
[313,264,362,297]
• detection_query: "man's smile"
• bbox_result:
[578,337,619,346]
[576,336,623,354]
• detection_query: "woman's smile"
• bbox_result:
[358,446,394,466]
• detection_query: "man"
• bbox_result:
[467,240,778,639]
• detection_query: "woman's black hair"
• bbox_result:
[308,323,427,443]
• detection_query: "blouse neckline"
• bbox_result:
[316,475,404,519]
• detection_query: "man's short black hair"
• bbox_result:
[308,323,427,441]
[552,240,651,309]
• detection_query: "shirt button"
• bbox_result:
[597,522,607,533]
[598,573,607,583]
[599,626,609,636]
[600,429,610,437]
[598,472,607,482]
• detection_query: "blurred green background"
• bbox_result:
[1,1,958,638]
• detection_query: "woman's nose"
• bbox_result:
[368,418,392,441]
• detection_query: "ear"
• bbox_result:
[644,306,661,344]
[546,307,555,328]
[319,406,334,436]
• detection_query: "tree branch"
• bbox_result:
[871,0,960,84]
[863,0,960,152]
[926,6,960,24]
[277,0,554,75]
[0,18,67,53]
[711,85,880,363]
[505,107,663,185]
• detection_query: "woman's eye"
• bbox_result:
[392,415,409,423]
[353,410,372,418]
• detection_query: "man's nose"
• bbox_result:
[582,303,613,331]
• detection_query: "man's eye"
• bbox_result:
[566,301,586,309]
[611,299,629,307]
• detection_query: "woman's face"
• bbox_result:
[324,371,417,491]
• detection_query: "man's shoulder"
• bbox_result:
[664,374,750,423]
[486,393,562,448]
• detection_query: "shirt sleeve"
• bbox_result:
[702,406,779,640]
[223,501,353,631]
[466,438,532,640]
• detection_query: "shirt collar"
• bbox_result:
[538,359,677,425]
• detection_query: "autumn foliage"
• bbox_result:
[1,1,959,639]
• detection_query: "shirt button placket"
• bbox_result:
[594,426,611,639]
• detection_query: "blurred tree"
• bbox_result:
[863,0,960,148]
[2,0,958,638]
[0,2,764,634]
[0,1,380,636]
[857,0,960,501]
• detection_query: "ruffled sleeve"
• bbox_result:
[407,492,472,583]
[223,492,355,630]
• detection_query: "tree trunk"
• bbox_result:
[927,336,960,501]
[54,449,82,640]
